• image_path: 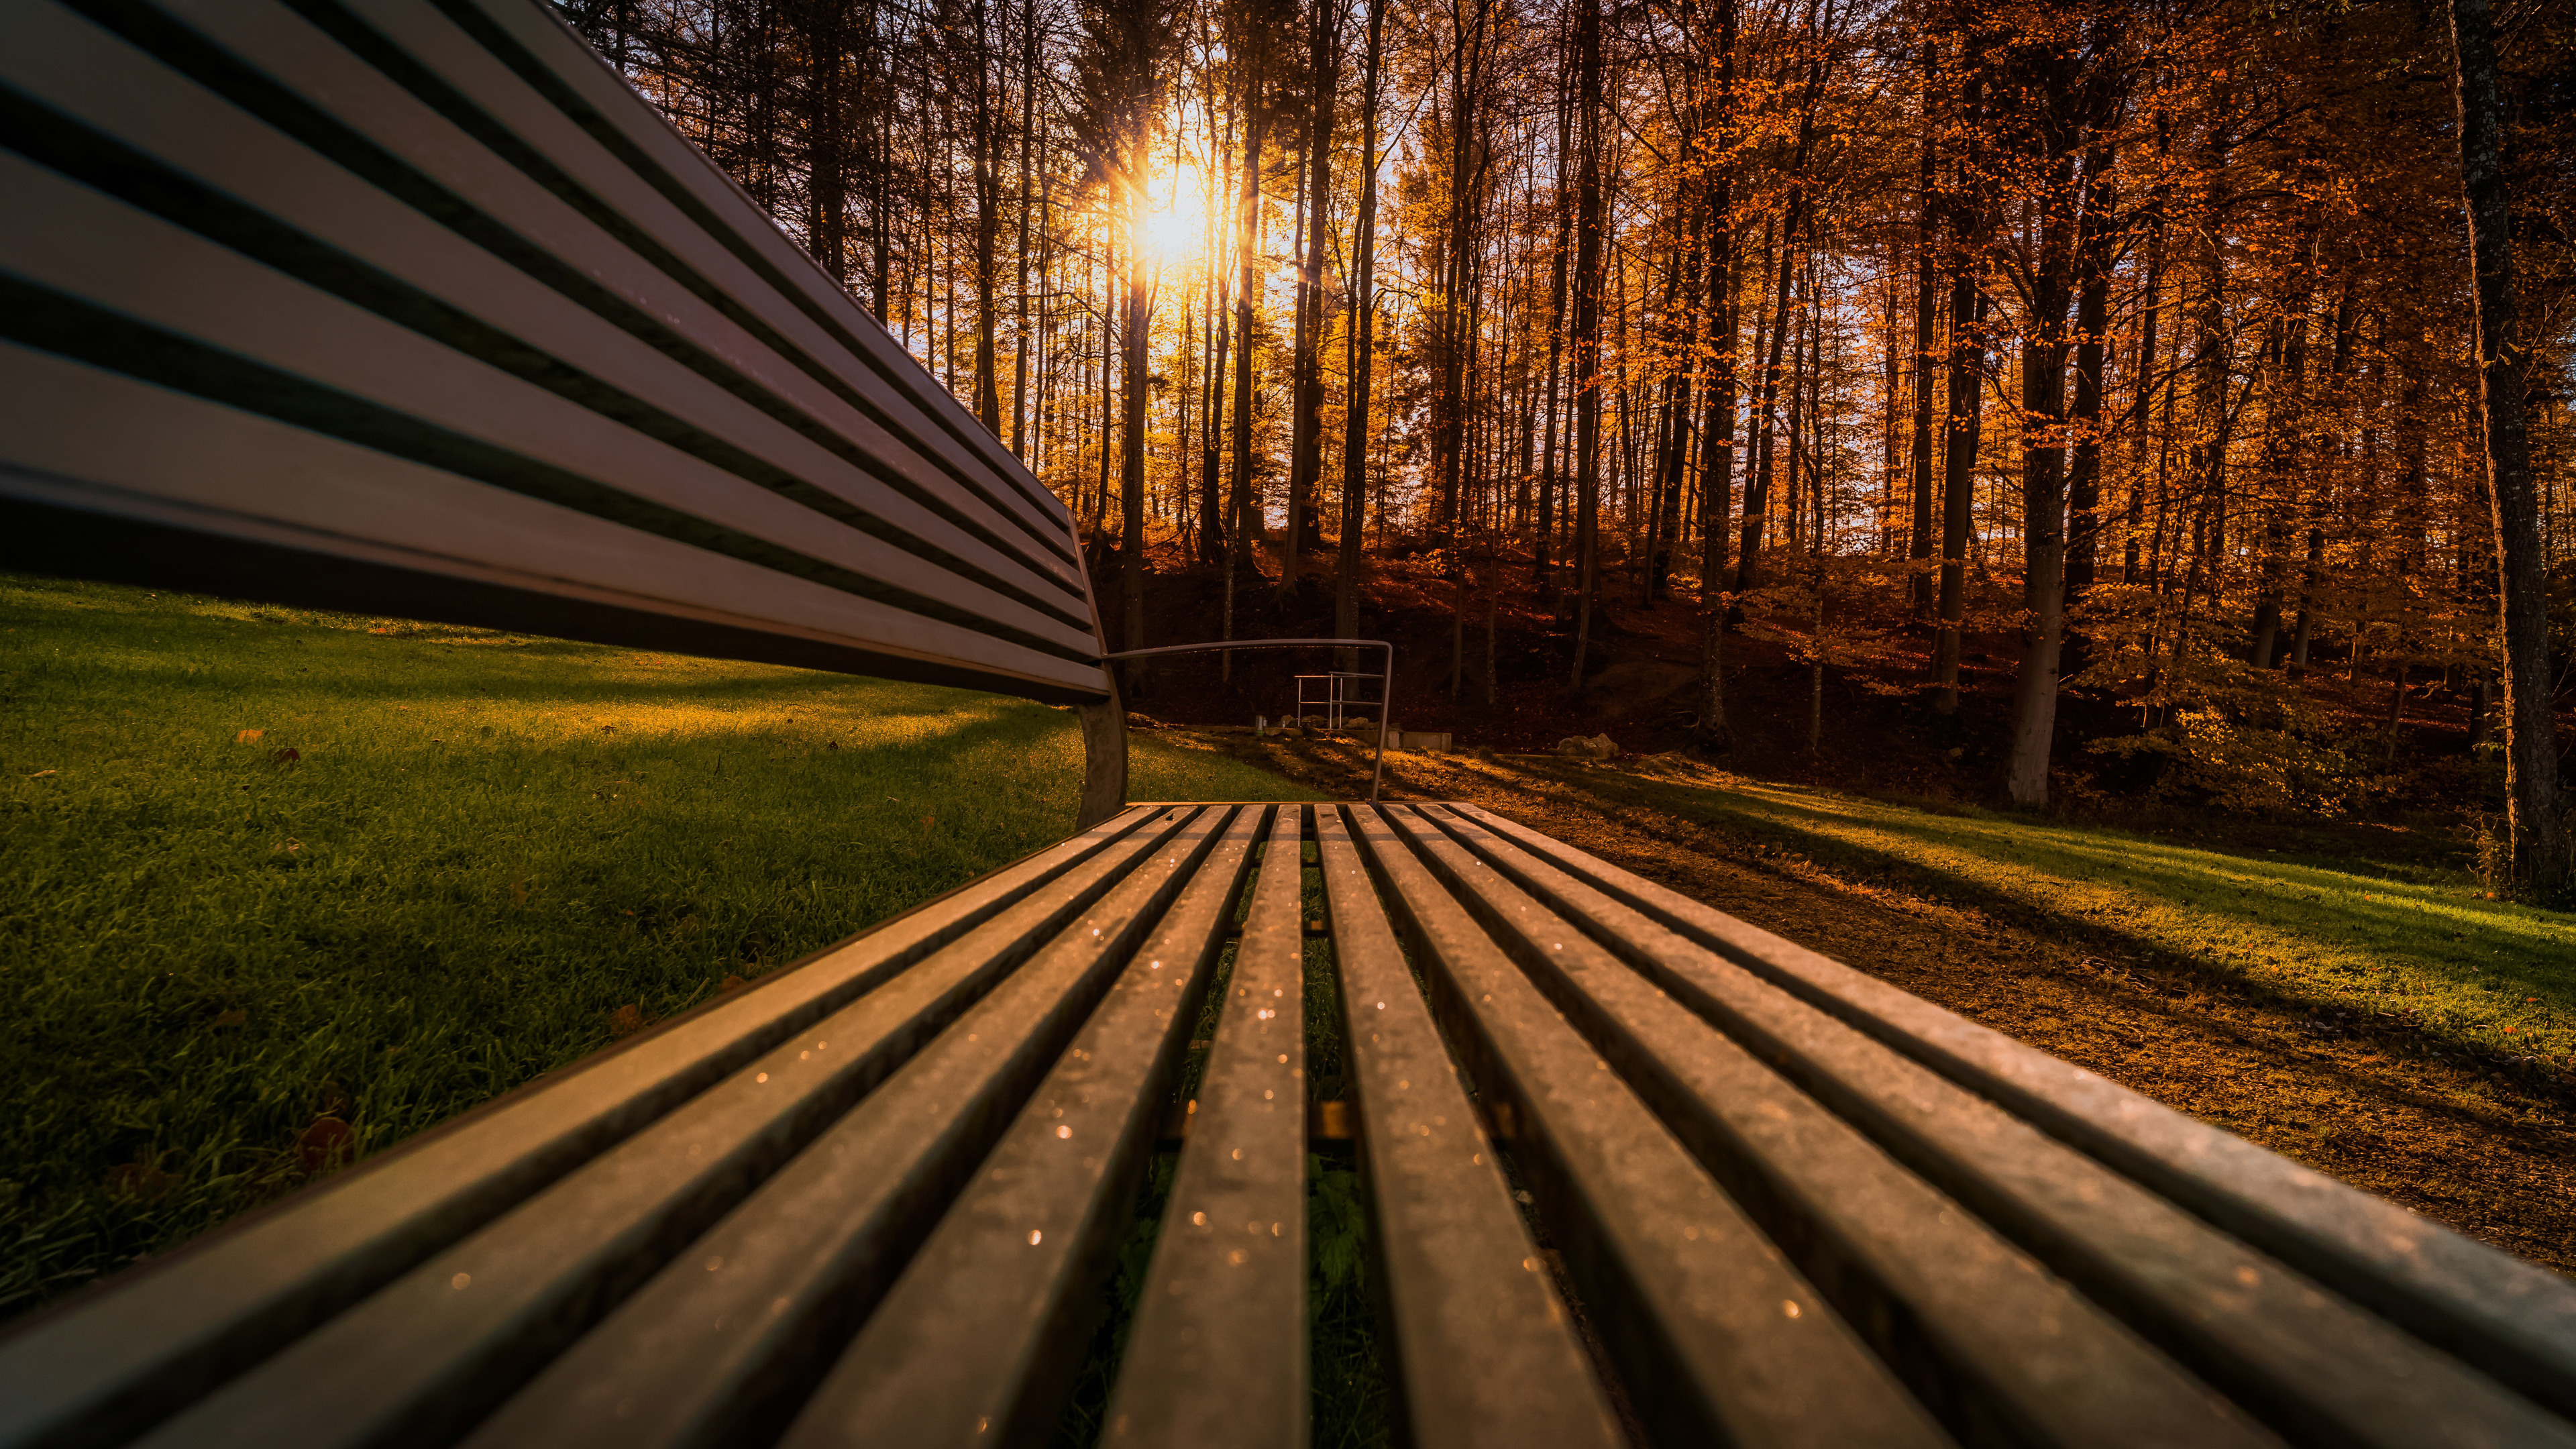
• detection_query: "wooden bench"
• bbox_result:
[2,1,2572,1446]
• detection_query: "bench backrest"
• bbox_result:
[0,0,1112,712]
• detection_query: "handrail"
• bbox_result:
[1102,639,1395,801]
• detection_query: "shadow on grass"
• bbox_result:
[1591,769,2574,1075]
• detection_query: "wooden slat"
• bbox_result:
[93,0,1084,609]
[0,148,1093,659]
[357,0,1078,558]
[1346,806,1947,1449]
[0,352,1100,702]
[439,809,1242,1449]
[1311,805,1623,1449]
[774,807,1267,1448]
[126,808,1208,1449]
[0,806,1160,1449]
[1102,806,1309,1449]
[1445,802,2576,1428]
[1403,806,2275,1447]
[1,0,1116,704]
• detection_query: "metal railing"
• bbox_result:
[1102,639,1395,801]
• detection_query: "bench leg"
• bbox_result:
[1076,680,1128,830]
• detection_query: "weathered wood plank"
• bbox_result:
[1311,805,1623,1449]
[1348,806,1947,1449]
[1408,806,2277,1448]
[381,0,1079,555]
[102,0,1084,605]
[0,152,1094,660]
[1102,806,1310,1449]
[1,0,1118,706]
[776,806,1265,1448]
[0,806,1160,1449]
[1444,801,2576,1429]
[122,809,1210,1449]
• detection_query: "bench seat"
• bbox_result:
[5,1,2573,1442]
[5,802,2571,1449]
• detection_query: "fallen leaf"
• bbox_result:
[26,769,53,780]
[210,1008,247,1031]
[609,1003,648,1038]
[297,1117,356,1172]
[272,748,301,764]
[719,974,749,994]
[235,729,265,743]
[826,740,841,751]
[105,1159,178,1203]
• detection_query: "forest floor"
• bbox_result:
[1106,531,2518,819]
[1172,723,2576,1277]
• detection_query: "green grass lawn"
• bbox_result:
[0,574,1315,1320]
[1616,763,2576,1067]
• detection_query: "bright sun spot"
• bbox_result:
[1146,162,1201,263]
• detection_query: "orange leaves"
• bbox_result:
[609,1003,649,1039]
[105,1158,176,1203]
[297,1117,356,1173]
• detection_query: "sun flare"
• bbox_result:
[1144,160,1202,263]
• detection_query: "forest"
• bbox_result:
[553,0,2576,896]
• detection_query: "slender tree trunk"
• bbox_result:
[1010,0,1036,456]
[1908,41,1941,614]
[1336,0,1389,649]
[1933,47,1987,715]
[804,0,848,285]
[1223,76,1269,679]
[970,0,1004,435]
[1201,87,1234,568]
[2124,209,2165,584]
[1567,0,1605,690]
[1696,0,1739,750]
[2447,0,2569,896]
[1120,234,1150,667]
[1283,1,1342,602]
[2006,134,2078,808]
[1733,44,1826,594]
[1536,67,1574,600]
[2065,139,2116,607]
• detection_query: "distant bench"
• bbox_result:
[3,1,2573,1446]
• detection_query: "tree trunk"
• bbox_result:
[1696,0,1739,751]
[1932,48,1987,716]
[970,0,1004,437]
[1283,1,1342,602]
[1336,0,1388,649]
[1536,64,1574,601]
[1010,0,1036,456]
[1222,69,1269,679]
[2064,139,2116,607]
[2447,0,2569,897]
[1567,0,1604,690]
[1907,39,1941,616]
[2005,136,2077,808]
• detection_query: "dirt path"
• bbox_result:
[1190,729,2576,1277]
